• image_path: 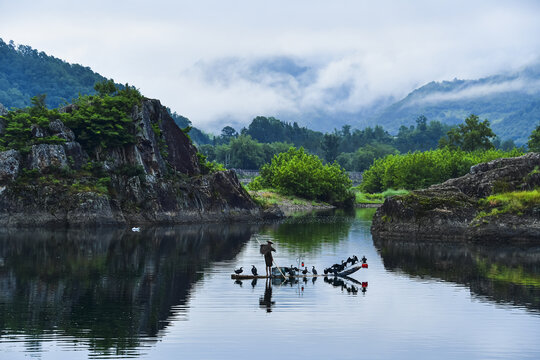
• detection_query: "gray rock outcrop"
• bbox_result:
[371,153,540,243]
[30,144,69,171]
[0,98,262,227]
[0,150,21,183]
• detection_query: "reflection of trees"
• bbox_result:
[373,236,540,312]
[261,209,354,252]
[0,224,257,355]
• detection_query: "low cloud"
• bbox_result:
[409,77,540,106]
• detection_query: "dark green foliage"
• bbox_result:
[62,82,142,155]
[253,147,353,206]
[394,117,452,152]
[438,114,495,151]
[242,116,324,154]
[0,38,106,109]
[360,148,524,193]
[0,95,66,152]
[197,153,225,175]
[528,124,540,152]
[322,133,340,162]
[199,135,292,170]
[336,143,398,172]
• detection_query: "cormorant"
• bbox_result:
[251,265,258,276]
[234,267,243,275]
[312,266,317,275]
[302,267,309,275]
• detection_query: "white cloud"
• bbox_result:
[1,0,540,132]
[410,78,540,106]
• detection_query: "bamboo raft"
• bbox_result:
[231,265,364,280]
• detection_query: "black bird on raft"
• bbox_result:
[234,267,243,275]
[251,265,258,276]
[312,266,317,275]
[352,255,359,265]
[346,256,353,264]
[302,267,310,275]
[288,267,295,277]
[361,255,367,264]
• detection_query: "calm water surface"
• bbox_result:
[0,209,539,359]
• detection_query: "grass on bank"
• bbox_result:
[353,188,409,204]
[248,188,330,209]
[477,189,540,218]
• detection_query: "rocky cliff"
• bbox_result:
[371,153,540,242]
[0,98,261,227]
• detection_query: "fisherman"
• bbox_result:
[260,240,276,277]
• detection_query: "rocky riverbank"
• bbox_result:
[0,98,262,227]
[371,153,540,242]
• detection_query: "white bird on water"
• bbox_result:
[131,227,140,232]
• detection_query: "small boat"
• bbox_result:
[231,265,365,280]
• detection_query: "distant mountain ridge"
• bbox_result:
[369,65,540,145]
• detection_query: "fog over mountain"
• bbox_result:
[1,0,540,139]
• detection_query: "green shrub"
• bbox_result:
[254,147,353,206]
[360,148,523,193]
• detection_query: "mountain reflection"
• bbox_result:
[373,236,540,312]
[0,224,256,354]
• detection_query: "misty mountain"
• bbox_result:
[0,38,106,109]
[368,65,540,145]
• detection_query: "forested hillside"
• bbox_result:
[370,65,540,145]
[0,38,106,109]
[0,38,213,145]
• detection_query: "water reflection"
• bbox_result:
[259,279,275,313]
[0,224,257,355]
[373,236,540,312]
[260,210,355,252]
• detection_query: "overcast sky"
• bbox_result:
[1,0,540,132]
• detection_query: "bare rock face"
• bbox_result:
[30,144,68,172]
[372,153,540,243]
[0,150,21,183]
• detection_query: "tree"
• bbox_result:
[439,114,495,151]
[416,115,427,131]
[220,126,238,143]
[528,124,540,152]
[253,147,353,206]
[322,133,340,162]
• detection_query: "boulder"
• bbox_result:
[29,144,68,172]
[49,119,75,141]
[0,150,21,183]
[31,124,48,138]
[372,153,540,243]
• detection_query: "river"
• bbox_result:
[0,208,539,359]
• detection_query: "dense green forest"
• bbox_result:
[0,38,106,109]
[199,115,519,171]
